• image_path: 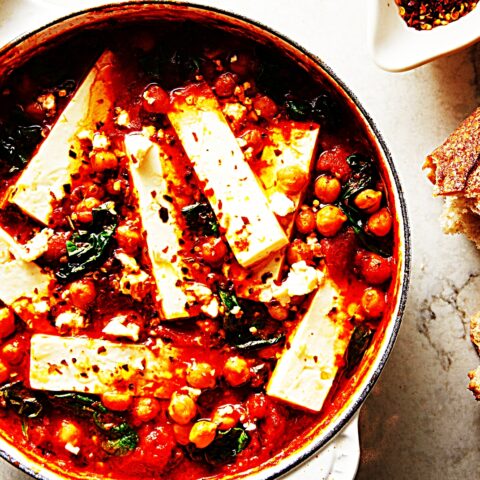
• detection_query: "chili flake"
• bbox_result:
[395,0,477,30]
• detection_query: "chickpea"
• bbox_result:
[287,238,313,265]
[186,363,216,389]
[295,207,316,235]
[316,205,347,237]
[354,189,382,213]
[223,356,250,387]
[314,175,341,203]
[173,423,192,446]
[116,224,141,254]
[57,420,82,448]
[132,397,161,424]
[90,151,118,172]
[142,84,170,114]
[199,237,228,265]
[0,308,15,339]
[189,421,217,449]
[214,72,238,97]
[367,208,393,237]
[267,302,289,321]
[361,288,386,318]
[212,404,240,430]
[2,339,24,365]
[0,361,10,383]
[277,166,308,195]
[101,392,133,412]
[168,392,197,425]
[69,279,96,311]
[253,95,278,119]
[73,197,102,224]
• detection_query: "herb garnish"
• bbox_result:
[56,202,117,282]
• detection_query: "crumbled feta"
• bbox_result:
[259,261,324,305]
[102,315,140,342]
[230,306,241,316]
[142,125,157,138]
[222,102,247,130]
[65,442,80,455]
[76,129,94,141]
[115,252,140,272]
[0,228,52,262]
[119,270,149,302]
[269,192,295,217]
[55,310,86,331]
[115,108,130,127]
[92,132,110,150]
[185,283,219,318]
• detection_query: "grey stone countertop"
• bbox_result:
[0,0,479,479]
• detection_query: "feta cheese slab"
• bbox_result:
[230,122,319,300]
[267,280,352,412]
[124,134,192,320]
[0,228,53,314]
[168,82,288,268]
[10,50,117,225]
[30,335,177,397]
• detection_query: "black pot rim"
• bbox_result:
[0,3,411,480]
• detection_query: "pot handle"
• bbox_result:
[281,411,360,480]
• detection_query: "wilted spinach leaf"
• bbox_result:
[344,325,374,378]
[0,122,42,174]
[187,427,250,466]
[219,290,284,351]
[100,422,139,456]
[182,202,219,237]
[51,391,138,456]
[0,381,44,418]
[341,204,392,258]
[341,154,376,201]
[56,202,117,282]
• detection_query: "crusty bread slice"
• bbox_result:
[425,108,480,400]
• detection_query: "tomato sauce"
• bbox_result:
[0,23,399,479]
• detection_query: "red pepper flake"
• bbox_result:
[396,0,477,30]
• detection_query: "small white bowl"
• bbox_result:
[367,0,480,72]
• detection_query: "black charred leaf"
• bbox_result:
[187,427,250,466]
[56,202,117,282]
[181,202,219,237]
[0,382,44,418]
[344,325,374,378]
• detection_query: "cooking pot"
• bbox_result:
[0,2,411,479]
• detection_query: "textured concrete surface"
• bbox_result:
[0,0,479,479]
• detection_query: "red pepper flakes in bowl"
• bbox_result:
[395,0,477,30]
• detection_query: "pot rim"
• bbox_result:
[0,2,411,479]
